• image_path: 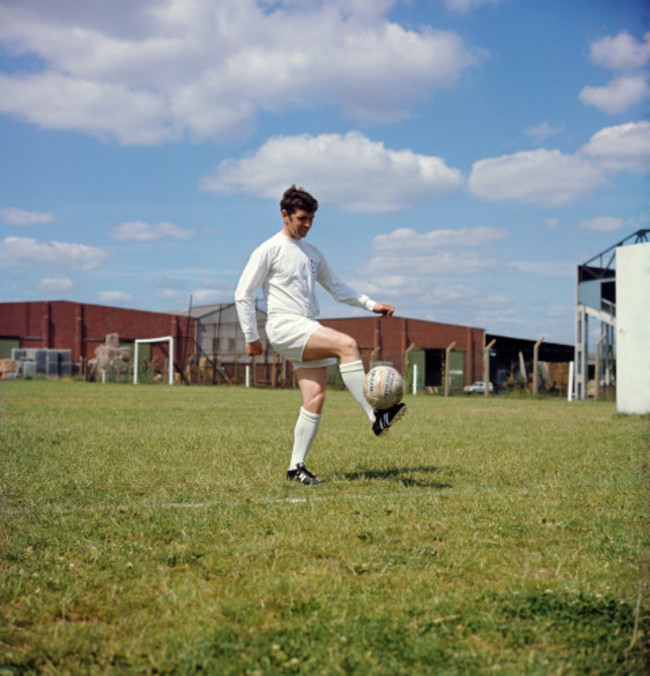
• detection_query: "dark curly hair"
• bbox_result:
[280,185,318,215]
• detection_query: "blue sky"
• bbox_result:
[1,0,648,345]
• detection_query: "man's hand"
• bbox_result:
[372,302,395,317]
[246,340,264,356]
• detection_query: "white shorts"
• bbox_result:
[266,314,337,370]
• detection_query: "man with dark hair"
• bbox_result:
[235,185,406,485]
[280,184,319,216]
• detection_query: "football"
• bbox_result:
[363,365,404,410]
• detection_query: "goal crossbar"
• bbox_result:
[134,336,174,385]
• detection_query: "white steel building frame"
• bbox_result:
[574,229,648,400]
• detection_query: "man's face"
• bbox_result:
[282,209,314,240]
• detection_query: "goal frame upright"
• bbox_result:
[134,336,174,385]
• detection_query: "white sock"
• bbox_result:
[339,360,375,422]
[289,407,321,470]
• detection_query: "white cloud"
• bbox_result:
[201,132,462,212]
[0,237,108,269]
[0,73,176,145]
[444,0,501,14]
[422,287,512,322]
[36,277,74,293]
[326,226,511,321]
[365,249,499,277]
[511,261,574,277]
[468,149,606,206]
[581,120,650,173]
[579,75,650,115]
[589,31,650,71]
[579,216,635,233]
[0,207,54,226]
[545,304,573,319]
[97,290,133,303]
[0,0,481,145]
[525,122,563,144]
[581,32,650,115]
[157,288,186,303]
[110,220,194,241]
[358,226,506,299]
[322,223,573,337]
[370,226,507,253]
[154,285,230,307]
[190,288,230,305]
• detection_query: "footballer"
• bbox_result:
[235,185,406,485]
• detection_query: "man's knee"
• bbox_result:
[338,333,360,359]
[304,389,326,412]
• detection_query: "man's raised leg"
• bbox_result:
[302,327,374,420]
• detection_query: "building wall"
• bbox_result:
[180,308,487,387]
[320,315,485,385]
[192,302,268,361]
[0,301,195,366]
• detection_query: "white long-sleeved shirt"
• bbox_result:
[235,232,376,342]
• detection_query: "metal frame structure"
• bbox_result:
[134,336,174,385]
[574,229,649,400]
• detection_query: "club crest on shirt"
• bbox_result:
[309,259,317,273]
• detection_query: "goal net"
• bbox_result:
[134,336,174,385]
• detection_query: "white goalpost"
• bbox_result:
[134,336,175,385]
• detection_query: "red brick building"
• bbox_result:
[321,315,484,388]
[1,300,572,391]
[0,300,195,369]
[0,301,485,387]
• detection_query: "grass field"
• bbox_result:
[1,380,648,674]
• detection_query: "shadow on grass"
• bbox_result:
[343,465,452,489]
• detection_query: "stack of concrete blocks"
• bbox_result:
[90,333,131,380]
[10,348,73,378]
[0,358,19,380]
